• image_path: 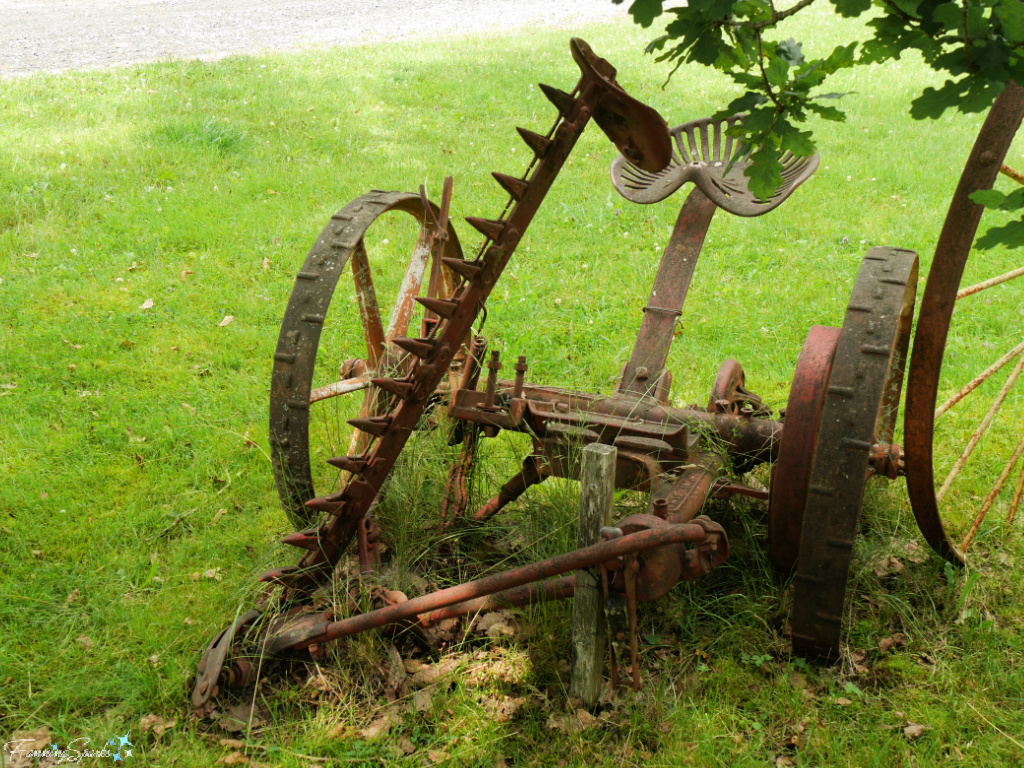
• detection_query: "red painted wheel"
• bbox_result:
[768,325,841,574]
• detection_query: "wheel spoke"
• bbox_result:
[309,374,372,404]
[937,354,1024,501]
[960,433,1024,551]
[956,265,1024,299]
[351,240,386,369]
[384,235,432,342]
[1008,459,1024,525]
[936,338,1024,419]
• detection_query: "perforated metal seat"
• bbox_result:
[610,114,819,216]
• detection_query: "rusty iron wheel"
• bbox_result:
[790,247,918,660]
[904,83,1024,565]
[767,325,841,574]
[269,189,464,528]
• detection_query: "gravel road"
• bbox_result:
[2,0,623,78]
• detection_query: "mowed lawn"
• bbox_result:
[2,7,1024,767]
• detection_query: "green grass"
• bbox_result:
[2,7,1024,767]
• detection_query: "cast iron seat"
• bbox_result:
[610,114,819,214]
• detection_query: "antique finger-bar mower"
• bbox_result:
[193,39,1016,711]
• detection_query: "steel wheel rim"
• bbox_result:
[904,82,1024,565]
[269,190,464,529]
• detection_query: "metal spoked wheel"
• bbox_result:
[269,184,465,529]
[905,83,1024,565]
[790,247,918,659]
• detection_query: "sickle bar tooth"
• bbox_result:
[347,416,392,437]
[539,83,576,116]
[465,216,505,242]
[371,377,414,398]
[392,336,436,359]
[415,296,459,319]
[258,566,300,586]
[281,528,330,551]
[326,454,370,473]
[492,172,529,201]
[304,496,346,514]
[517,127,552,157]
[441,256,483,282]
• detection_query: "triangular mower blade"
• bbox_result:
[465,216,505,242]
[281,528,329,551]
[441,256,483,281]
[415,295,459,319]
[371,377,414,398]
[325,455,369,473]
[304,496,346,514]
[392,337,435,358]
[539,83,576,116]
[517,127,552,157]
[347,416,392,437]
[492,172,529,201]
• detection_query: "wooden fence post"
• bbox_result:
[569,443,617,705]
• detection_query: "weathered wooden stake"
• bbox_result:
[570,443,617,706]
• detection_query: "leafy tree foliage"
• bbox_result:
[615,0,1024,246]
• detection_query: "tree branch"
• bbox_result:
[755,31,781,107]
[722,0,819,30]
[961,0,974,66]
[878,0,921,23]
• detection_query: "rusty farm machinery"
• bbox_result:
[192,40,1024,711]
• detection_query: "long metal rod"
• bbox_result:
[296,523,708,647]
[957,265,1024,300]
[937,354,1024,501]
[419,576,576,626]
[960,433,1024,550]
[935,339,1024,418]
[1008,460,1024,524]
[309,375,372,404]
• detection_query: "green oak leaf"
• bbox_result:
[777,121,816,156]
[742,105,779,133]
[745,144,786,201]
[975,187,1024,211]
[629,0,665,28]
[692,0,738,19]
[822,42,857,73]
[645,35,670,54]
[910,83,958,119]
[969,189,1009,209]
[830,0,872,18]
[996,0,1024,39]
[931,2,962,33]
[765,56,791,88]
[975,219,1024,250]
[776,39,806,66]
[806,101,846,121]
